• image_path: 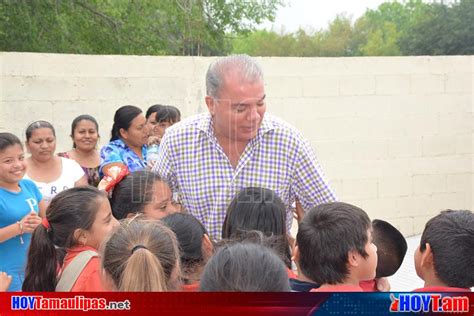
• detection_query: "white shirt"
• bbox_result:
[24,157,85,203]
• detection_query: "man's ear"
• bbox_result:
[205,96,216,116]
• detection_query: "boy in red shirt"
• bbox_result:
[293,202,377,292]
[413,210,473,292]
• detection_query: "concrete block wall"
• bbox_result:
[1,53,472,236]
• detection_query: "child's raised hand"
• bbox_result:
[20,211,42,233]
[293,199,305,224]
[0,271,12,292]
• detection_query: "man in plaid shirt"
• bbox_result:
[153,54,336,241]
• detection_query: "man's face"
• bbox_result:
[207,72,266,143]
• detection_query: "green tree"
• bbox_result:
[360,21,401,56]
[399,0,474,55]
[318,14,353,56]
[0,0,283,56]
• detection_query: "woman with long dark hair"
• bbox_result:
[100,105,149,176]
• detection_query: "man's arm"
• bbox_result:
[293,138,337,212]
[151,133,178,193]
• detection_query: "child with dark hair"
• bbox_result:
[110,170,180,220]
[222,187,292,270]
[149,105,181,143]
[146,105,181,167]
[294,202,377,292]
[102,218,180,291]
[200,242,291,292]
[162,213,213,291]
[360,219,407,291]
[0,133,46,291]
[22,187,119,291]
[413,210,474,292]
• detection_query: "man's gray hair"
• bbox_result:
[206,54,264,98]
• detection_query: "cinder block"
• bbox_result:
[351,96,393,118]
[388,137,423,158]
[126,77,189,100]
[447,173,472,193]
[339,75,376,96]
[410,74,445,95]
[445,73,472,93]
[302,76,339,97]
[311,140,354,162]
[3,76,79,101]
[422,135,457,157]
[427,93,471,114]
[379,158,413,176]
[402,114,440,136]
[388,95,430,117]
[412,215,436,235]
[265,76,303,98]
[341,178,378,199]
[387,217,415,237]
[439,112,472,135]
[394,195,432,217]
[376,75,411,95]
[455,134,473,154]
[411,155,472,175]
[346,197,399,220]
[77,77,130,101]
[298,117,371,141]
[352,139,389,160]
[378,176,413,197]
[324,160,382,179]
[426,192,470,214]
[283,97,357,119]
[413,174,447,195]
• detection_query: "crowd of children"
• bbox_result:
[0,103,473,293]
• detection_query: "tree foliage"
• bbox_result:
[1,0,472,56]
[230,0,474,56]
[0,0,283,56]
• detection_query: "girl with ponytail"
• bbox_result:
[22,187,119,291]
[102,218,180,291]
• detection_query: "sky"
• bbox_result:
[260,0,390,33]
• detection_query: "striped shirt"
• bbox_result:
[152,113,336,240]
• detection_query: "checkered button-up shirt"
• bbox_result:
[152,113,336,240]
